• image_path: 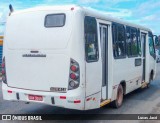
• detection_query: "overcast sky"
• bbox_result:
[0,0,160,35]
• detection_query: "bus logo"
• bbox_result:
[50,87,67,92]
[22,54,46,57]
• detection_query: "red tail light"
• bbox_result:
[70,73,76,80]
[70,65,79,72]
[2,57,7,84]
[68,59,80,90]
[70,73,79,80]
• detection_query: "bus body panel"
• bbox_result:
[112,58,142,94]
[5,50,70,91]
[5,10,72,50]
[2,82,85,110]
[4,10,74,91]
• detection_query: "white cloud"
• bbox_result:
[130,0,160,34]
[79,0,134,19]
[141,15,160,22]
[78,0,100,4]
[104,9,132,18]
[79,0,134,4]
[0,8,9,23]
[133,0,160,16]
[105,0,135,4]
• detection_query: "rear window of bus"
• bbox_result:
[45,14,66,27]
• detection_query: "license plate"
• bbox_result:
[28,95,43,101]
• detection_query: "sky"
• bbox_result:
[0,0,160,35]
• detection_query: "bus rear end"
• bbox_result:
[2,7,85,110]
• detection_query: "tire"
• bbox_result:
[111,84,124,108]
[157,59,159,63]
[147,76,152,88]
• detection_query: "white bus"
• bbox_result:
[2,5,156,110]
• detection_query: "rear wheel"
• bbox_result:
[111,84,124,108]
[147,76,152,88]
[147,71,154,88]
[157,58,159,63]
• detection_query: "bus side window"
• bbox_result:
[84,16,99,62]
[112,23,126,58]
[148,32,155,57]
[126,27,139,57]
[126,27,131,56]
[137,29,141,56]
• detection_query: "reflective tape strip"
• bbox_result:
[141,82,147,88]
[100,99,111,107]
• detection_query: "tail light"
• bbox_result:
[2,57,7,84]
[70,73,79,80]
[70,65,79,72]
[68,59,80,90]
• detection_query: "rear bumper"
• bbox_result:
[2,83,85,110]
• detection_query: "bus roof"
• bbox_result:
[11,4,151,32]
